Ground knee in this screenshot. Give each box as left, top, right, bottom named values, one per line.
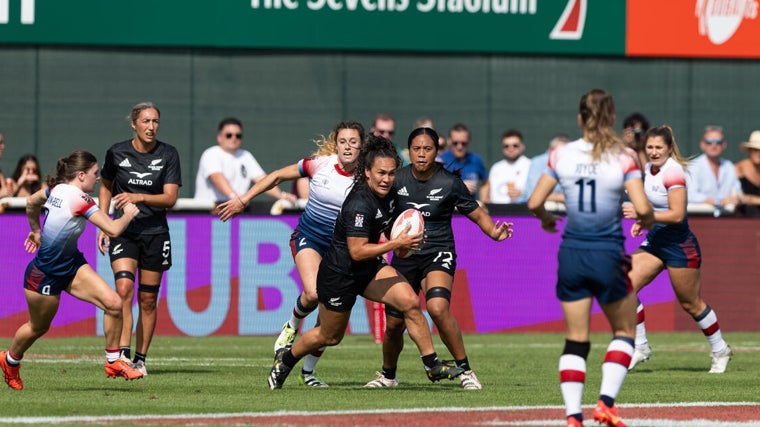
left=384, top=315, right=406, bottom=338
left=393, top=293, right=421, bottom=315
left=323, top=331, right=345, bottom=347
left=681, top=300, right=704, bottom=317
left=103, top=294, right=123, bottom=317
left=424, top=287, right=451, bottom=320
left=138, top=285, right=159, bottom=310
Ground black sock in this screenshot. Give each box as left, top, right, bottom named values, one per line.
left=134, top=352, right=146, bottom=364
left=381, top=367, right=397, bottom=380
left=282, top=349, right=299, bottom=368
left=456, top=357, right=471, bottom=371
left=421, top=353, right=439, bottom=370
left=120, top=347, right=131, bottom=359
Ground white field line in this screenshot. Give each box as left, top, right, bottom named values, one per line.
left=1, top=402, right=758, bottom=425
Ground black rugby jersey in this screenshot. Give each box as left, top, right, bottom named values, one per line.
left=393, top=164, right=478, bottom=254
left=101, top=139, right=182, bottom=235
left=323, top=183, right=399, bottom=276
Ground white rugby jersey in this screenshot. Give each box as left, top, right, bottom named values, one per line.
left=34, top=184, right=98, bottom=276
left=547, top=139, right=641, bottom=245
left=296, top=154, right=354, bottom=241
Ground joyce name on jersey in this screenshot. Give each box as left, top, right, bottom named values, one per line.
left=34, top=184, right=99, bottom=276
left=393, top=165, right=479, bottom=253
left=323, top=184, right=398, bottom=275
left=547, top=139, right=640, bottom=244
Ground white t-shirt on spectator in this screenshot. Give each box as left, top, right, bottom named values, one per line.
left=194, top=145, right=266, bottom=202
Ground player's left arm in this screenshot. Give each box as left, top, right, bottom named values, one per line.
left=466, top=207, right=513, bottom=241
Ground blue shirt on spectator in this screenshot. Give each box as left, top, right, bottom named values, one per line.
left=439, top=150, right=487, bottom=197
left=686, top=154, right=741, bottom=204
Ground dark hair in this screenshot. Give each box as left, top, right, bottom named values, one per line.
left=12, top=154, right=43, bottom=194
left=501, top=129, right=523, bottom=141
left=352, top=134, right=400, bottom=192
left=127, top=102, right=160, bottom=123
left=218, top=117, right=243, bottom=132
left=407, top=127, right=440, bottom=150
left=623, top=112, right=650, bottom=131
left=46, top=150, right=98, bottom=189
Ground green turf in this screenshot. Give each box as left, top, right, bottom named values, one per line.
left=0, top=332, right=757, bottom=424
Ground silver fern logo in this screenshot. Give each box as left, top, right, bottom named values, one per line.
left=695, top=0, right=758, bottom=45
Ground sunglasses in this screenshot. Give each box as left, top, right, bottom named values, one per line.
left=376, top=130, right=395, bottom=137
left=502, top=144, right=521, bottom=149
left=451, top=141, right=469, bottom=147
left=225, top=133, right=243, bottom=139
left=704, top=138, right=723, bottom=145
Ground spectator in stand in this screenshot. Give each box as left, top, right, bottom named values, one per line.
left=686, top=125, right=741, bottom=216
left=481, top=129, right=531, bottom=204
left=622, top=112, right=651, bottom=169
left=521, top=133, right=569, bottom=203
left=0, top=132, right=12, bottom=212
left=9, top=154, right=46, bottom=198
left=371, top=113, right=409, bottom=166
left=735, top=130, right=760, bottom=217
left=194, top=117, right=296, bottom=209
left=439, top=123, right=488, bottom=200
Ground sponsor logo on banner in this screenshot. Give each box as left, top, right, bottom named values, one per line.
left=695, top=0, right=758, bottom=45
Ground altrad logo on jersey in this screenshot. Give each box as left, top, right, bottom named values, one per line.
left=128, top=171, right=153, bottom=186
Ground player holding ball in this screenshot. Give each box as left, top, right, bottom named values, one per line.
left=365, top=126, right=513, bottom=390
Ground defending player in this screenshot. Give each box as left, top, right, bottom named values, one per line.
left=1, top=150, right=143, bottom=390
left=623, top=125, right=732, bottom=373
left=528, top=89, right=654, bottom=427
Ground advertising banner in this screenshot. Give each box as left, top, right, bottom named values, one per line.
left=0, top=0, right=625, bottom=55
left=627, top=0, right=760, bottom=58
left=0, top=213, right=674, bottom=337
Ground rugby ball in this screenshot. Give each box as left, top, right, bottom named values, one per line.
left=390, top=208, right=425, bottom=259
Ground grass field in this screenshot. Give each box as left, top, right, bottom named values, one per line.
left=1, top=332, right=758, bottom=426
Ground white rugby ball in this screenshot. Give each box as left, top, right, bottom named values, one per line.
left=390, top=208, right=425, bottom=258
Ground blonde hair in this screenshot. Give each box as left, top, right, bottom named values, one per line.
left=579, top=89, right=627, bottom=161
left=312, top=120, right=365, bottom=157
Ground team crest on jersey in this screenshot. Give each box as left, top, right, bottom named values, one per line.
left=148, top=158, right=164, bottom=171
left=426, top=187, right=444, bottom=202
left=80, top=193, right=94, bottom=204
left=119, top=158, right=132, bottom=168
left=375, top=209, right=383, bottom=219
left=397, top=186, right=409, bottom=196
left=354, top=213, right=365, bottom=228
